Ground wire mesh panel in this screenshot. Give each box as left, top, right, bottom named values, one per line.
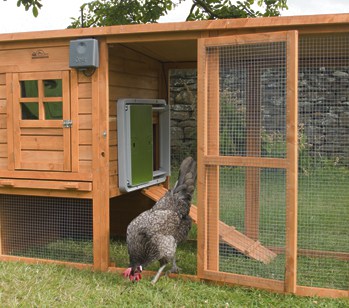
left=218, top=167, right=286, bottom=280
left=0, top=195, right=93, bottom=264
left=297, top=35, right=349, bottom=290
left=198, top=31, right=298, bottom=292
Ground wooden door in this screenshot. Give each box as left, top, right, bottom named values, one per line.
left=12, top=71, right=72, bottom=172
left=197, top=31, right=299, bottom=293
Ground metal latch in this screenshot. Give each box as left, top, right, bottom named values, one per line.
left=63, top=120, right=73, bottom=128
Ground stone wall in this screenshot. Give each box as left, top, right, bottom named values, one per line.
left=169, top=69, right=197, bottom=166
left=169, top=68, right=349, bottom=167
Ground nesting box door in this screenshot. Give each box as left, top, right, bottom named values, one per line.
left=11, top=71, right=72, bottom=171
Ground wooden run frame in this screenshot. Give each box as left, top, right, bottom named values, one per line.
left=197, top=30, right=317, bottom=296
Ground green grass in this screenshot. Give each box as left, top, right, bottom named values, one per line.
left=2, top=165, right=348, bottom=299
left=0, top=262, right=347, bottom=307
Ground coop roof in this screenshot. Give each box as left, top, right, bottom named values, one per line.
left=1, top=13, right=349, bottom=63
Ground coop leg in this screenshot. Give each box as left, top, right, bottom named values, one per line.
left=151, top=264, right=167, bottom=284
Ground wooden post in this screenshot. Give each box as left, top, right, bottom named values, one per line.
left=92, top=38, right=110, bottom=271
left=197, top=38, right=207, bottom=277
left=245, top=66, right=261, bottom=241
left=285, top=30, right=298, bottom=294
left=206, top=48, right=220, bottom=272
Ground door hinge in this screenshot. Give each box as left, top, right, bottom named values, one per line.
left=63, top=119, right=73, bottom=128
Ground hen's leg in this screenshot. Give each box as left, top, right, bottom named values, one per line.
left=151, top=264, right=167, bottom=284
left=169, top=256, right=181, bottom=273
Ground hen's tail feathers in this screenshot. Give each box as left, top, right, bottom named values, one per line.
left=173, top=156, right=197, bottom=204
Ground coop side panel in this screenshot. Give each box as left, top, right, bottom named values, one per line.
left=108, top=44, right=164, bottom=197
left=0, top=73, right=7, bottom=171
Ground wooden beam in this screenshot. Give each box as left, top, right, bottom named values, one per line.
left=92, top=38, right=110, bottom=271
left=285, top=30, right=299, bottom=294
left=2, top=14, right=349, bottom=43
left=0, top=255, right=93, bottom=270
left=205, top=47, right=220, bottom=272
left=197, top=36, right=208, bottom=278
left=245, top=66, right=261, bottom=241
left=203, top=155, right=288, bottom=169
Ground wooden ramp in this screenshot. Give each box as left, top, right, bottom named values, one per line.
left=142, top=185, right=277, bottom=264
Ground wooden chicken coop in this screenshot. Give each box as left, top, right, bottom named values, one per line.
left=0, top=14, right=348, bottom=298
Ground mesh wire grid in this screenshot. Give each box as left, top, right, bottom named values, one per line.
left=205, top=41, right=288, bottom=280
left=0, top=194, right=93, bottom=264
left=297, top=34, right=349, bottom=290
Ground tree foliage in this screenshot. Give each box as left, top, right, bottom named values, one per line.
left=69, top=0, right=288, bottom=28
left=17, top=0, right=42, bottom=17
left=15, top=0, right=288, bottom=25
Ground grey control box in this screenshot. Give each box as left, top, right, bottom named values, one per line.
left=69, top=38, right=99, bottom=69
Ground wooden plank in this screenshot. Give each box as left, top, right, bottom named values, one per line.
left=0, top=85, right=5, bottom=98
left=0, top=170, right=92, bottom=181
left=109, top=70, right=159, bottom=91
left=79, top=114, right=93, bottom=130
left=245, top=66, right=261, bottom=241
left=0, top=74, right=5, bottom=85
left=79, top=129, right=92, bottom=145
left=197, top=36, right=208, bottom=277
left=0, top=100, right=6, bottom=113
left=78, top=83, right=92, bottom=99
left=0, top=178, right=92, bottom=191
left=0, top=255, right=93, bottom=269
left=296, top=286, right=348, bottom=299
left=70, top=69, right=79, bottom=172
left=203, top=269, right=284, bottom=293
left=79, top=98, right=92, bottom=114
left=79, top=145, right=92, bottom=161
left=0, top=129, right=6, bottom=143
left=269, top=246, right=349, bottom=261
left=92, top=38, right=110, bottom=271
left=109, top=85, right=159, bottom=100
left=1, top=14, right=349, bottom=43
left=203, top=155, right=288, bottom=168
left=285, top=30, right=299, bottom=294
left=12, top=73, right=21, bottom=170
left=4, top=75, right=12, bottom=171
left=20, top=135, right=63, bottom=150
left=62, top=70, right=71, bottom=171
left=21, top=128, right=63, bottom=136
left=142, top=185, right=276, bottom=264
left=0, top=144, right=6, bottom=158
left=206, top=47, right=220, bottom=272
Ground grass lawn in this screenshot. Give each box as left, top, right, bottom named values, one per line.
left=0, top=165, right=347, bottom=304
left=0, top=261, right=348, bottom=307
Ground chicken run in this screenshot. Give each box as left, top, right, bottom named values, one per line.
left=0, top=14, right=348, bottom=298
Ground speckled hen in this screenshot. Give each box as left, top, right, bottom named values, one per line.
left=123, top=157, right=197, bottom=284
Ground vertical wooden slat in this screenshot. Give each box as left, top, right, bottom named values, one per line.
left=197, top=38, right=207, bottom=277
left=206, top=48, right=220, bottom=272
left=70, top=69, right=79, bottom=172
left=12, top=73, right=21, bottom=170
left=92, top=38, right=110, bottom=271
left=62, top=71, right=71, bottom=171
left=245, top=66, right=261, bottom=240
left=6, top=73, right=14, bottom=170
left=285, top=30, right=299, bottom=294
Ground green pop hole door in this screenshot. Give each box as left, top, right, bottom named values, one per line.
left=130, top=105, right=153, bottom=185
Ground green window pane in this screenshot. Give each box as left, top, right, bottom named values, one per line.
left=21, top=102, right=39, bottom=120
left=20, top=80, right=38, bottom=98
left=44, top=79, right=62, bottom=97
left=44, top=102, right=63, bottom=120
